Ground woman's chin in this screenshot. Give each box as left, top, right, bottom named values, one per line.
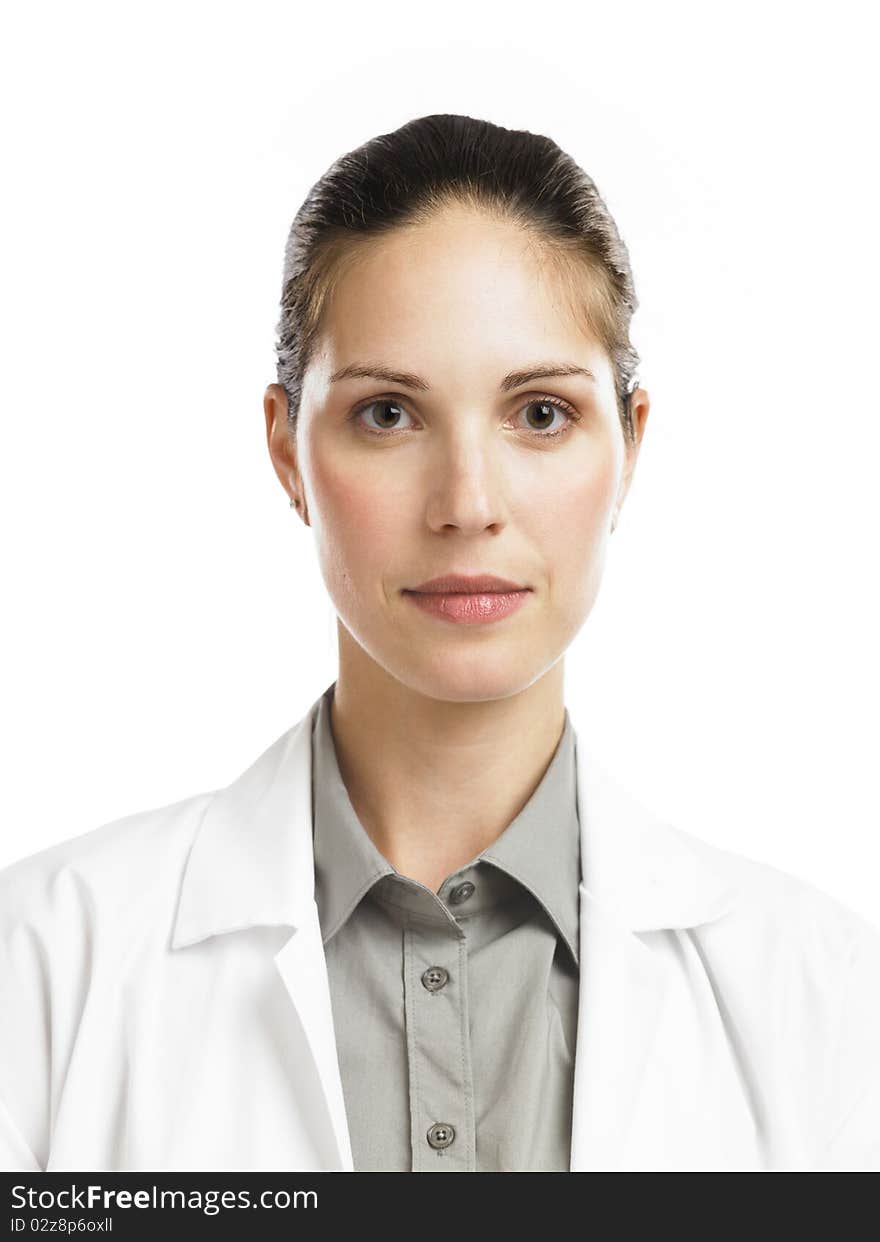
left=391, top=649, right=555, bottom=705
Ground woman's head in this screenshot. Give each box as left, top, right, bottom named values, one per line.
left=264, top=114, right=650, bottom=703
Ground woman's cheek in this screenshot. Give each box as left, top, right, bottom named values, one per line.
left=532, top=455, right=612, bottom=547
left=544, top=467, right=615, bottom=617
left=312, top=470, right=398, bottom=604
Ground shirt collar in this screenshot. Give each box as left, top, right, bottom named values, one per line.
left=311, top=682, right=395, bottom=943
left=311, top=682, right=581, bottom=967
left=170, top=687, right=741, bottom=953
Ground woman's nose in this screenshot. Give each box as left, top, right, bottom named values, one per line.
left=422, top=438, right=508, bottom=534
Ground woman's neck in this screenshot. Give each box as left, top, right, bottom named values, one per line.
left=328, top=645, right=567, bottom=892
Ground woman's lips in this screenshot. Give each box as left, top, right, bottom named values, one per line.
left=402, top=589, right=531, bottom=625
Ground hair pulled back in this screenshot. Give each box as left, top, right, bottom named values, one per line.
left=274, top=114, right=641, bottom=445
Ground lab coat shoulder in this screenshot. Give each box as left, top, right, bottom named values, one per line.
left=680, top=820, right=878, bottom=940
left=672, top=826, right=880, bottom=1169
left=0, top=790, right=215, bottom=1171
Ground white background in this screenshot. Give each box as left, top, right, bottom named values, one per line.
left=1, top=1, right=877, bottom=925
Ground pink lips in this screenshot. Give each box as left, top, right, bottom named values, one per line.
left=402, top=574, right=532, bottom=626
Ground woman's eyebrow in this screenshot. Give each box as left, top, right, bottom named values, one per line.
left=499, top=362, right=597, bottom=391
left=329, top=361, right=596, bottom=391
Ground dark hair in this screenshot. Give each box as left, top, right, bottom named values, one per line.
left=274, top=114, right=641, bottom=445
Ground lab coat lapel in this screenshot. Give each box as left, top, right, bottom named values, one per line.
left=268, top=716, right=355, bottom=1172
left=566, top=701, right=741, bottom=1171
left=569, top=885, right=668, bottom=1171
left=170, top=707, right=355, bottom=1172
left=273, top=903, right=355, bottom=1172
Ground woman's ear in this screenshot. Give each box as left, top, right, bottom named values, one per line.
left=263, top=383, right=310, bottom=524
left=612, top=387, right=650, bottom=531
left=629, top=385, right=650, bottom=451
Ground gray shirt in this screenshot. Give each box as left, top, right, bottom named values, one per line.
left=311, top=681, right=581, bottom=1172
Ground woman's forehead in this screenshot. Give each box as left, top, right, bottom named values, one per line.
left=317, top=224, right=607, bottom=374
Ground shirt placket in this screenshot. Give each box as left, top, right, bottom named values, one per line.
left=403, top=900, right=476, bottom=1171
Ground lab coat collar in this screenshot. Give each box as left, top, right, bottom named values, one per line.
left=170, top=692, right=740, bottom=951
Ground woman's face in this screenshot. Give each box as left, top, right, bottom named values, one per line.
left=266, top=205, right=649, bottom=703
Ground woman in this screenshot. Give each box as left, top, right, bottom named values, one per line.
left=1, top=114, right=878, bottom=1173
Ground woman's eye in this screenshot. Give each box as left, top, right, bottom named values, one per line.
left=516, top=398, right=577, bottom=436
left=351, top=398, right=416, bottom=435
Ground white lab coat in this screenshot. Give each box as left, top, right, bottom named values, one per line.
left=1, top=696, right=878, bottom=1173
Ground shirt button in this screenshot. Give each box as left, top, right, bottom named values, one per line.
left=426, top=1122, right=456, bottom=1150
left=448, top=880, right=475, bottom=905
left=421, top=966, right=449, bottom=992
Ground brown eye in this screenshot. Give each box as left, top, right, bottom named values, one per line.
left=352, top=398, right=416, bottom=435
left=524, top=400, right=561, bottom=431
left=516, top=396, right=580, bottom=438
